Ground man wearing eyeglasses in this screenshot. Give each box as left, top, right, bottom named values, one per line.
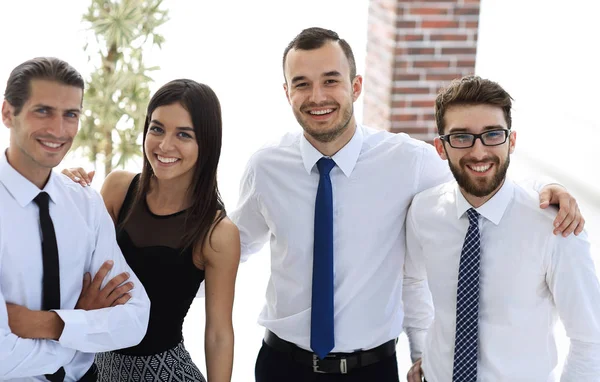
left=405, top=75, right=600, bottom=382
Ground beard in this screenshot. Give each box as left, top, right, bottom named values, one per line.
left=294, top=101, right=354, bottom=143
left=449, top=154, right=510, bottom=198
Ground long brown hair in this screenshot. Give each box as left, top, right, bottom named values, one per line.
left=121, top=79, right=226, bottom=252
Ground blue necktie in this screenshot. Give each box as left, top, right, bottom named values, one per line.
left=310, top=157, right=336, bottom=359
left=452, top=208, right=481, bottom=382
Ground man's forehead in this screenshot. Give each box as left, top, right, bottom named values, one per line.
left=26, top=79, right=83, bottom=107
left=285, top=42, right=349, bottom=78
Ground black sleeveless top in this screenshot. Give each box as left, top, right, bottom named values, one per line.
left=114, top=174, right=205, bottom=356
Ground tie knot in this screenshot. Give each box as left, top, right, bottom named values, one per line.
left=466, top=208, right=479, bottom=224
left=317, top=157, right=336, bottom=176
left=34, top=192, right=50, bottom=208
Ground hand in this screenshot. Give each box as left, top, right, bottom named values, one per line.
left=407, top=358, right=424, bottom=382
left=76, top=260, right=133, bottom=310
left=61, top=167, right=95, bottom=187
left=539, top=184, right=585, bottom=236
left=6, top=303, right=64, bottom=340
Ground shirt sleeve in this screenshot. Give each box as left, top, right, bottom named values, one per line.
left=403, top=201, right=434, bottom=362
left=415, top=143, right=453, bottom=194
left=0, top=288, right=78, bottom=378
left=229, top=158, right=270, bottom=262
left=53, top=190, right=150, bottom=353
left=545, top=232, right=600, bottom=381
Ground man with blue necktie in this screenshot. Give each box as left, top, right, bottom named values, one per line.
left=231, top=28, right=586, bottom=381
left=405, top=76, right=600, bottom=382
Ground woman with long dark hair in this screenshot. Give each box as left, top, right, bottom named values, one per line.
left=63, top=79, right=240, bottom=382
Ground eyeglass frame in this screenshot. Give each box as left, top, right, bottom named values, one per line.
left=439, top=128, right=511, bottom=149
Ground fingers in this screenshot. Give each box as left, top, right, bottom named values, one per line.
left=539, top=189, right=551, bottom=209
left=407, top=359, right=423, bottom=382
left=111, top=293, right=132, bottom=307
left=81, top=272, right=91, bottom=291
left=61, top=167, right=92, bottom=187
left=101, top=272, right=130, bottom=298
left=574, top=216, right=585, bottom=236
left=106, top=281, right=134, bottom=305
left=91, top=260, right=114, bottom=290
left=88, top=170, right=96, bottom=184
left=552, top=197, right=576, bottom=236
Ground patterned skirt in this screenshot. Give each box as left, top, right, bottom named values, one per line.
left=95, top=341, right=206, bottom=382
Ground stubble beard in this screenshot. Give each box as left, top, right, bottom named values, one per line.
left=295, top=103, right=354, bottom=143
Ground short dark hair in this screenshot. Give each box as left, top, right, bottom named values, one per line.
left=282, top=27, right=357, bottom=81
left=4, top=57, right=84, bottom=115
left=435, top=75, right=513, bottom=135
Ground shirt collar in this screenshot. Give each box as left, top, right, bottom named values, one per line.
left=299, top=124, right=363, bottom=177
left=455, top=178, right=515, bottom=225
left=0, top=149, right=63, bottom=207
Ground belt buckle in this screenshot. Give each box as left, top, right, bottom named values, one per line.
left=312, top=354, right=326, bottom=373
left=312, top=354, right=348, bottom=374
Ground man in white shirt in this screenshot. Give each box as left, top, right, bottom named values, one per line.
left=231, top=28, right=585, bottom=382
left=405, top=75, right=600, bottom=382
left=0, top=57, right=150, bottom=381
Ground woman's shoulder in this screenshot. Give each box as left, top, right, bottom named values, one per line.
left=196, top=215, right=240, bottom=267
left=101, top=170, right=139, bottom=218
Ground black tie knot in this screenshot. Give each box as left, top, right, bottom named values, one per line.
left=317, top=157, right=336, bottom=176
left=34, top=192, right=50, bottom=209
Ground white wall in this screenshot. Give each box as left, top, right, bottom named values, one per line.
left=477, top=0, right=600, bottom=202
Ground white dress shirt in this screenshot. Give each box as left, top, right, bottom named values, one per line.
left=0, top=151, right=151, bottom=381
left=230, top=124, right=451, bottom=356
left=406, top=178, right=600, bottom=381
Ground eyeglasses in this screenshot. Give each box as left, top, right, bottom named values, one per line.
left=439, top=129, right=510, bottom=149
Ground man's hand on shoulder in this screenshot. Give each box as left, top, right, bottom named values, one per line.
left=539, top=184, right=585, bottom=236
left=75, top=260, right=133, bottom=310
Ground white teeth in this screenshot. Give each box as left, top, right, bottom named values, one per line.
left=40, top=141, right=62, bottom=148
left=309, top=109, right=333, bottom=115
left=157, top=155, right=179, bottom=164
left=470, top=164, right=491, bottom=173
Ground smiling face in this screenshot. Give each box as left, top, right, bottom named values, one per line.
left=283, top=41, right=362, bottom=144
left=2, top=79, right=82, bottom=185
left=144, top=102, right=199, bottom=183
left=434, top=104, right=516, bottom=204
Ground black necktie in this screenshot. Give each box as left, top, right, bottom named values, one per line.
left=33, top=192, right=66, bottom=382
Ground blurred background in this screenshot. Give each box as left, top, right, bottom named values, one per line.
left=0, top=0, right=598, bottom=380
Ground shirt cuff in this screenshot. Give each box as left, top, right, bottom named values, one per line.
left=406, top=328, right=428, bottom=363
left=54, top=309, right=87, bottom=349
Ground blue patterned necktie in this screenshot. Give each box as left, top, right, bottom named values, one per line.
left=452, top=208, right=481, bottom=382
left=310, top=157, right=336, bottom=359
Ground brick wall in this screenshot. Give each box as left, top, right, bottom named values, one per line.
left=363, top=0, right=481, bottom=142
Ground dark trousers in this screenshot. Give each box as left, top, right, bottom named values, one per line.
left=255, top=341, right=400, bottom=382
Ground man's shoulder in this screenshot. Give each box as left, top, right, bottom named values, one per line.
left=511, top=181, right=559, bottom=226
left=246, top=131, right=302, bottom=167
left=53, top=171, right=103, bottom=207
left=361, top=125, right=430, bottom=152
left=412, top=180, right=456, bottom=206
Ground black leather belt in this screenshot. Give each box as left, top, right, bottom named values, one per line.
left=264, top=330, right=397, bottom=374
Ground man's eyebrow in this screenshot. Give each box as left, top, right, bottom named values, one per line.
left=31, top=104, right=81, bottom=113
left=448, top=125, right=506, bottom=133
left=291, top=75, right=307, bottom=84
left=323, top=71, right=342, bottom=77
